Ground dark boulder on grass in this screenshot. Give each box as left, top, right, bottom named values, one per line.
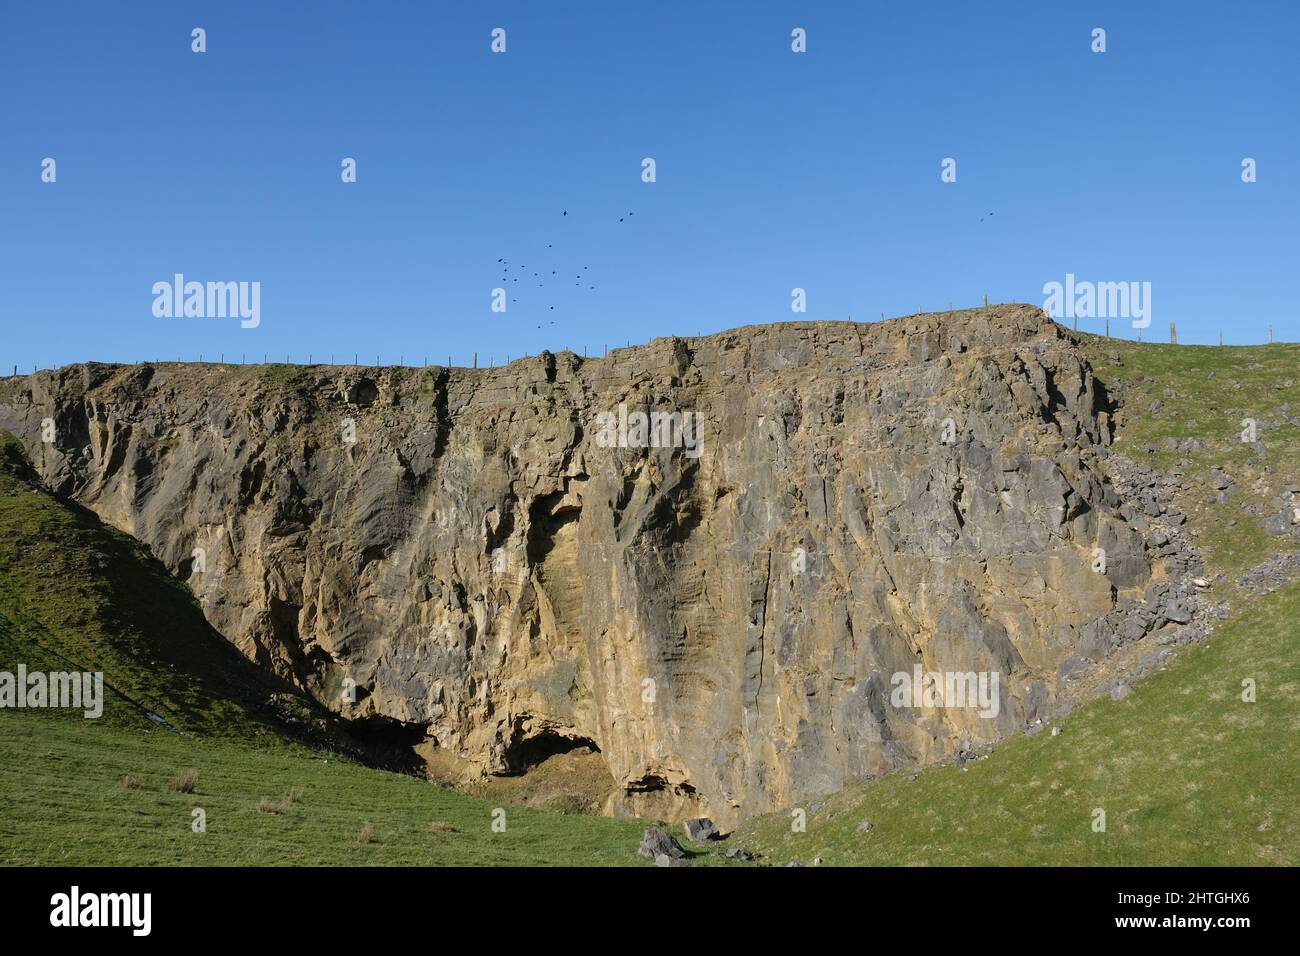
left=639, top=828, right=686, bottom=859
left=683, top=817, right=719, bottom=842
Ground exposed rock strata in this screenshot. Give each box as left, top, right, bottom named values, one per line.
left=0, top=306, right=1169, bottom=826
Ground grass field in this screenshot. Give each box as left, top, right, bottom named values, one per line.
left=0, top=714, right=670, bottom=866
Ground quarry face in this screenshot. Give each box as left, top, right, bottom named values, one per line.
left=0, top=306, right=1162, bottom=828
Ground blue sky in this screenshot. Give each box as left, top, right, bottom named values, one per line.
left=2, top=1, right=1296, bottom=370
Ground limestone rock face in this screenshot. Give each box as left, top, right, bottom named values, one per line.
left=0, top=307, right=1157, bottom=827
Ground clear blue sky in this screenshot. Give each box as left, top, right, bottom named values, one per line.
left=2, top=1, right=1296, bottom=370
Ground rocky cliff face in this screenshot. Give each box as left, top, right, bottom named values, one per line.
left=0, top=306, right=1166, bottom=826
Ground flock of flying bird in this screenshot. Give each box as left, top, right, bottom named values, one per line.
left=497, top=209, right=635, bottom=327
left=496, top=208, right=991, bottom=329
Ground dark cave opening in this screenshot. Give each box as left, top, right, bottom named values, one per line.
left=501, top=731, right=600, bottom=775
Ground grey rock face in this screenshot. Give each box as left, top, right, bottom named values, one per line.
left=0, top=306, right=1163, bottom=826
left=1263, top=511, right=1292, bottom=536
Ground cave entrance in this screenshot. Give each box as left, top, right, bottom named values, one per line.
left=501, top=731, right=600, bottom=776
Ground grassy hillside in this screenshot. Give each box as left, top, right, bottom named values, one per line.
left=0, top=431, right=280, bottom=739
left=731, top=576, right=1298, bottom=865
left=1077, top=337, right=1300, bottom=579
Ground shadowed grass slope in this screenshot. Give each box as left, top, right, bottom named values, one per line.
left=0, top=431, right=312, bottom=739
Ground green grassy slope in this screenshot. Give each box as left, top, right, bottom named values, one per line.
left=0, top=716, right=667, bottom=866
left=1078, top=337, right=1300, bottom=579
left=732, top=577, right=1298, bottom=865
left=0, top=431, right=278, bottom=738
